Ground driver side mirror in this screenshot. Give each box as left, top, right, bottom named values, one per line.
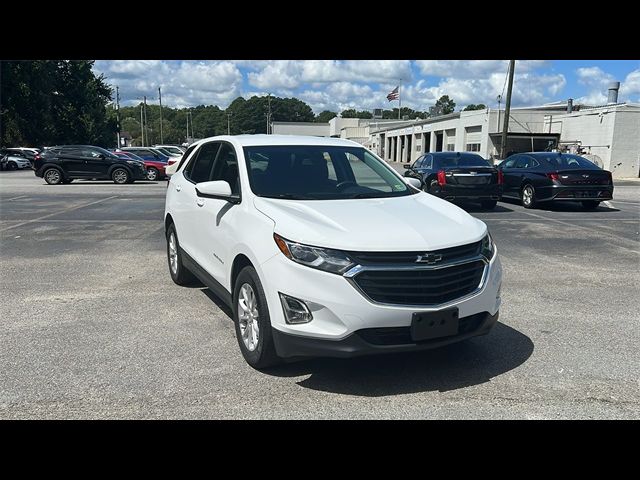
left=195, top=180, right=240, bottom=204
left=98, top=154, right=106, bottom=159
left=403, top=164, right=411, bottom=169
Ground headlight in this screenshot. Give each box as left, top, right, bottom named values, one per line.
left=273, top=233, right=355, bottom=275
left=481, top=232, right=495, bottom=260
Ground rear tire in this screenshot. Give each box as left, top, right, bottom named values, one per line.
left=233, top=266, right=281, bottom=370
left=112, top=167, right=130, bottom=184
left=166, top=223, right=198, bottom=286
left=7, top=161, right=18, bottom=170
left=146, top=167, right=159, bottom=181
left=481, top=199, right=498, bottom=209
left=521, top=184, right=537, bottom=209
left=582, top=200, right=600, bottom=210
left=43, top=168, right=63, bottom=185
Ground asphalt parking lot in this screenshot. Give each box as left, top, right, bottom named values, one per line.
left=1, top=168, right=639, bottom=419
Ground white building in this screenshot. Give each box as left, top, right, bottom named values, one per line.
left=374, top=101, right=640, bottom=178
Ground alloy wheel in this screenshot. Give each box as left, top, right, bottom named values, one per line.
left=237, top=283, right=260, bottom=352
left=168, top=232, right=178, bottom=275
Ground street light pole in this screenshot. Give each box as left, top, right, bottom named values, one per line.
left=140, top=102, right=144, bottom=147
left=143, top=95, right=149, bottom=146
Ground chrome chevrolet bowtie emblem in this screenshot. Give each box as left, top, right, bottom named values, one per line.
left=416, top=253, right=443, bottom=264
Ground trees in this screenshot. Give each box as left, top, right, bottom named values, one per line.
left=316, top=110, right=337, bottom=123
left=340, top=109, right=373, bottom=119
left=1, top=60, right=116, bottom=147
left=463, top=104, right=486, bottom=111
left=434, top=95, right=456, bottom=115
left=382, top=107, right=428, bottom=120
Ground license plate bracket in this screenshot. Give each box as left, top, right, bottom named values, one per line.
left=411, top=308, right=459, bottom=341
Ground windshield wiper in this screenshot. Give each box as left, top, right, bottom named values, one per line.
left=261, top=193, right=314, bottom=200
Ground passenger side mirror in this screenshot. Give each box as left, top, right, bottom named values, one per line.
left=195, top=180, right=240, bottom=204
left=403, top=164, right=411, bottom=169
left=404, top=177, right=422, bottom=189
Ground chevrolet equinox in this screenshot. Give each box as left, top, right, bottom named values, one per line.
left=164, top=135, right=503, bottom=369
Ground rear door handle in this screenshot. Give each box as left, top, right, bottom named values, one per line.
left=196, top=198, right=204, bottom=207
left=175, top=184, right=181, bottom=192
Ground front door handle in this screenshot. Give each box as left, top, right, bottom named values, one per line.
left=175, top=184, right=181, bottom=192
left=196, top=198, right=204, bottom=207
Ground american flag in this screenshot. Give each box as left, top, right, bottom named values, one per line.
left=386, top=86, right=399, bottom=101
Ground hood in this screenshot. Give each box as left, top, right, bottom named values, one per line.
left=253, top=192, right=487, bottom=252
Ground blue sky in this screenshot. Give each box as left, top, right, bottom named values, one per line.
left=93, top=60, right=640, bottom=113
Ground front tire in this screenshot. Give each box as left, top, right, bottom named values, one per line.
left=166, top=223, right=197, bottom=286
left=233, top=266, right=280, bottom=369
left=521, top=184, right=537, bottom=209
left=582, top=200, right=600, bottom=210
left=43, top=168, right=63, bottom=185
left=481, top=199, right=498, bottom=209
left=112, top=167, right=130, bottom=184
left=7, top=161, right=18, bottom=170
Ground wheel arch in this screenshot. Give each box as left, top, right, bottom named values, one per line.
left=230, top=254, right=254, bottom=293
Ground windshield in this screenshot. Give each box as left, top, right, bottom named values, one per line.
left=541, top=154, right=600, bottom=170
left=435, top=154, right=490, bottom=168
left=243, top=145, right=415, bottom=200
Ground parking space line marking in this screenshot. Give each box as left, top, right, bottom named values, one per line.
left=480, top=218, right=640, bottom=221
left=5, top=195, right=28, bottom=201
left=609, top=200, right=640, bottom=206
left=0, top=196, right=119, bottom=232
left=28, top=219, right=163, bottom=223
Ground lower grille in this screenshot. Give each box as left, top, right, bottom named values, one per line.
left=352, top=260, right=485, bottom=306
left=357, top=312, right=488, bottom=346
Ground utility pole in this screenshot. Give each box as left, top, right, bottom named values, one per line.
left=500, top=60, right=515, bottom=159
left=140, top=102, right=144, bottom=147
left=266, top=94, right=272, bottom=134
left=158, top=86, right=163, bottom=144
left=115, top=86, right=121, bottom=149
left=496, top=94, right=502, bottom=134
left=186, top=109, right=190, bottom=143
left=143, top=96, right=149, bottom=146
left=189, top=110, right=194, bottom=140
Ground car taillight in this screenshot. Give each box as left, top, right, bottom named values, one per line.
left=437, top=169, right=446, bottom=186
left=34, top=154, right=41, bottom=161
left=547, top=172, right=559, bottom=181
left=497, top=169, right=504, bottom=185
left=168, top=159, right=176, bottom=165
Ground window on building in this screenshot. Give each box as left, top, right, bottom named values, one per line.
left=446, top=144, right=455, bottom=152
left=466, top=143, right=481, bottom=152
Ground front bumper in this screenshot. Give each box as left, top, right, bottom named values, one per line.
left=272, top=311, right=499, bottom=358
left=259, top=247, right=503, bottom=353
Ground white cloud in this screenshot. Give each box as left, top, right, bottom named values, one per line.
left=415, top=60, right=549, bottom=78
left=94, top=60, right=243, bottom=108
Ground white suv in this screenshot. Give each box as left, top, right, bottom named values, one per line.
left=165, top=135, right=502, bottom=369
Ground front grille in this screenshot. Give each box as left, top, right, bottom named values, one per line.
left=348, top=241, right=481, bottom=265
left=357, top=312, right=488, bottom=345
left=352, top=260, right=485, bottom=306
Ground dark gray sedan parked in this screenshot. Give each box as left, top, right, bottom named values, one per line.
left=497, top=152, right=614, bottom=209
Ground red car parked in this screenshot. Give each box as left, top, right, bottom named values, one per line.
left=112, top=150, right=167, bottom=181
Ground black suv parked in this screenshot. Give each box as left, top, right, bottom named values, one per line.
left=33, top=145, right=148, bottom=184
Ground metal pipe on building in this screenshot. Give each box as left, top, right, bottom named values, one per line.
left=567, top=98, right=573, bottom=113
left=607, top=82, right=620, bottom=104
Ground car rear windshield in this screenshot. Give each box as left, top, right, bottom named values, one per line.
left=243, top=145, right=415, bottom=200
left=539, top=154, right=599, bottom=170
left=435, top=154, right=490, bottom=168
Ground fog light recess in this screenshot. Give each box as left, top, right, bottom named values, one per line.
left=279, top=293, right=313, bottom=324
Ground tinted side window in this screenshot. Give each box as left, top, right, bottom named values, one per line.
left=185, top=143, right=220, bottom=183
left=210, top=143, right=240, bottom=195
left=177, top=145, right=197, bottom=171
left=412, top=156, right=424, bottom=168
left=424, top=155, right=433, bottom=169
left=503, top=156, right=518, bottom=169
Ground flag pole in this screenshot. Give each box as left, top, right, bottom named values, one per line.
left=398, top=80, right=401, bottom=120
